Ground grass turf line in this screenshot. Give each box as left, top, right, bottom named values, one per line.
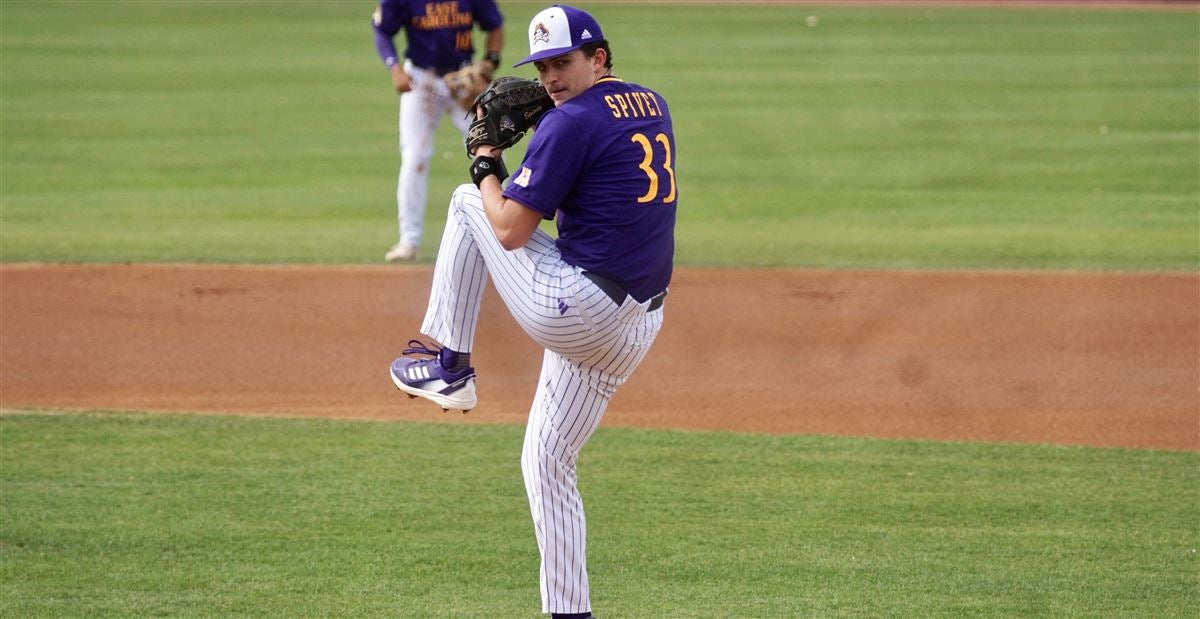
left=2, top=410, right=1196, bottom=617
left=1, top=2, right=1196, bottom=270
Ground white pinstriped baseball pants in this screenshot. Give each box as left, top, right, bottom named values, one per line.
left=397, top=61, right=471, bottom=248
left=420, top=185, right=665, bottom=614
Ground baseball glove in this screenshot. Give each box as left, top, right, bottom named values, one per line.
left=443, top=63, right=492, bottom=110
left=464, top=76, right=554, bottom=156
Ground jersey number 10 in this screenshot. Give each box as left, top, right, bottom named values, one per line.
left=456, top=31, right=473, bottom=51
left=630, top=132, right=676, bottom=205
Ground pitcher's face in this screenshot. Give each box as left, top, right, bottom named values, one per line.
left=534, top=49, right=604, bottom=105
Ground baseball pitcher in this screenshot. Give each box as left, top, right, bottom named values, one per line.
left=389, top=5, right=676, bottom=618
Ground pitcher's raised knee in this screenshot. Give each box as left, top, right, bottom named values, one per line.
left=452, top=183, right=482, bottom=207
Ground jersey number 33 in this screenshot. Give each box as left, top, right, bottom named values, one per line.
left=630, top=132, right=676, bottom=205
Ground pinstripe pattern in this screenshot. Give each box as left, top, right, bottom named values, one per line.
left=421, top=185, right=664, bottom=614
left=396, top=61, right=472, bottom=248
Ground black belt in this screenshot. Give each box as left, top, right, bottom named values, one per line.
left=583, top=271, right=666, bottom=312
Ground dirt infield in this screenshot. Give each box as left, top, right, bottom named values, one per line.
left=1, top=263, right=1196, bottom=450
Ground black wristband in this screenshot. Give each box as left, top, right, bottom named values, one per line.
left=470, top=155, right=508, bottom=187
left=482, top=51, right=500, bottom=67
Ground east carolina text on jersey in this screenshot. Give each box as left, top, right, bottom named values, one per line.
left=412, top=1, right=475, bottom=29
left=372, top=0, right=503, bottom=73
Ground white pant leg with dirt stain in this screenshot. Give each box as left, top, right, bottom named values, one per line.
left=396, top=61, right=472, bottom=248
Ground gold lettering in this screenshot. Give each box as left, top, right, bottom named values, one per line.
left=622, top=94, right=640, bottom=117
left=605, top=95, right=622, bottom=118
left=615, top=93, right=631, bottom=118
left=606, top=91, right=667, bottom=121
left=633, top=92, right=649, bottom=116
left=643, top=92, right=661, bottom=117
left=414, top=2, right=474, bottom=29
left=630, top=92, right=647, bottom=117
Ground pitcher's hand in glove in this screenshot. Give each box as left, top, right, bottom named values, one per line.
left=443, top=62, right=493, bottom=110
left=464, top=77, right=554, bottom=157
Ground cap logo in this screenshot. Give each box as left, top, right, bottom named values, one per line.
left=516, top=6, right=603, bottom=67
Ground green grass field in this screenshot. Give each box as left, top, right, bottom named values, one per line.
left=1, top=2, right=1198, bottom=617
left=1, top=1, right=1196, bottom=269
left=2, top=411, right=1196, bottom=618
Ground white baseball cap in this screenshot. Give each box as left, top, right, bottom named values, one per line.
left=513, top=5, right=604, bottom=67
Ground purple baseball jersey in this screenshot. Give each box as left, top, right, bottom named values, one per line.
left=372, top=0, right=503, bottom=74
left=503, top=77, right=678, bottom=302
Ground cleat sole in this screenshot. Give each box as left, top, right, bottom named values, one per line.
left=390, top=367, right=477, bottom=411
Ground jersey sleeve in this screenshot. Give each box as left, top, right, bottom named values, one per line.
left=502, top=111, right=588, bottom=220
left=474, top=0, right=503, bottom=31
left=371, top=0, right=405, bottom=66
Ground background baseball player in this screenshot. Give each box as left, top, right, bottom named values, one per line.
left=372, top=0, right=504, bottom=262
left=389, top=5, right=677, bottom=617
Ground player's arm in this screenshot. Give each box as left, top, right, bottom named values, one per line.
left=372, top=2, right=412, bottom=92
left=475, top=0, right=505, bottom=75
left=480, top=26, right=504, bottom=74
left=473, top=146, right=542, bottom=250
left=471, top=108, right=580, bottom=250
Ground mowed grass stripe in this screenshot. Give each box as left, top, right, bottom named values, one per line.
left=2, top=411, right=1195, bottom=617
left=1, top=2, right=1196, bottom=269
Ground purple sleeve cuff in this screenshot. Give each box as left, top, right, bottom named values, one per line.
left=373, top=28, right=398, bottom=67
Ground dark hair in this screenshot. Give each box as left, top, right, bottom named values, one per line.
left=580, top=40, right=613, bottom=69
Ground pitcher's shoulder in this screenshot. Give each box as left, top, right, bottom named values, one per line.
left=590, top=82, right=671, bottom=122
